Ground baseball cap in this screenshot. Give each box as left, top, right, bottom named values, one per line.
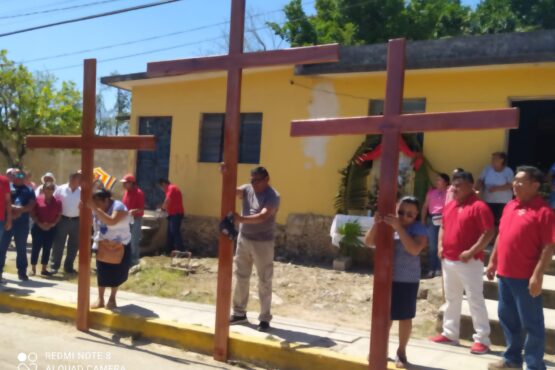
left=120, top=174, right=136, bottom=183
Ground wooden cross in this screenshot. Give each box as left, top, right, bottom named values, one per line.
left=146, top=0, right=339, bottom=361
left=26, top=59, right=156, bottom=331
left=291, top=38, right=519, bottom=370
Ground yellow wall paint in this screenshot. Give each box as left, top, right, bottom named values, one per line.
left=128, top=63, right=555, bottom=223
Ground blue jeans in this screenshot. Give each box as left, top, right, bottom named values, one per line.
left=426, top=218, right=441, bottom=272
left=166, top=214, right=184, bottom=253
left=498, top=276, right=546, bottom=370
left=130, top=217, right=142, bottom=266
left=0, top=217, right=30, bottom=275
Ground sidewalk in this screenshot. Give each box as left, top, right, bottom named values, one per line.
left=0, top=272, right=521, bottom=370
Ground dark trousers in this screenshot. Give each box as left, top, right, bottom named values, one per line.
left=166, top=214, right=184, bottom=253
left=31, top=224, right=57, bottom=266
left=50, top=216, right=79, bottom=271
left=0, top=217, right=30, bottom=275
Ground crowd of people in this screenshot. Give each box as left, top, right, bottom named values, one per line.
left=362, top=154, right=555, bottom=370
left=0, top=156, right=552, bottom=369
left=0, top=169, right=186, bottom=307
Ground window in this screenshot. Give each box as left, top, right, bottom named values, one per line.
left=368, top=98, right=426, bottom=115
left=198, top=113, right=262, bottom=163
left=369, top=98, right=426, bottom=146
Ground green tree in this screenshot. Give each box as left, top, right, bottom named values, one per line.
left=470, top=0, right=521, bottom=33
left=0, top=50, right=81, bottom=166
left=270, top=0, right=473, bottom=46
left=271, top=0, right=554, bottom=46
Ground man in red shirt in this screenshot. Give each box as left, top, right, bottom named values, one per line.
left=486, top=166, right=555, bottom=370
left=430, top=171, right=495, bottom=354
left=158, top=178, right=185, bottom=254
left=121, top=174, right=145, bottom=267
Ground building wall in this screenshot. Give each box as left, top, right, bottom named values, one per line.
left=128, top=63, right=555, bottom=223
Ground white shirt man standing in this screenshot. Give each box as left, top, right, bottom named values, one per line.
left=50, top=171, right=81, bottom=274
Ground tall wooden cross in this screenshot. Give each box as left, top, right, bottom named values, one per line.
left=146, top=0, right=339, bottom=361
left=291, top=38, right=519, bottom=370
left=26, top=59, right=156, bottom=331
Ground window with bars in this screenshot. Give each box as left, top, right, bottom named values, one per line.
left=198, top=113, right=262, bottom=163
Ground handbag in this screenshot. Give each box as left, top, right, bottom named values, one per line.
left=96, top=239, right=124, bottom=264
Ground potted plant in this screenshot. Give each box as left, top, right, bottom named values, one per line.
left=333, top=220, right=366, bottom=271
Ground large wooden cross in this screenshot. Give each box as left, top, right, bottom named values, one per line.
left=291, top=38, right=519, bottom=370
left=26, top=59, right=156, bottom=331
left=146, top=0, right=339, bottom=361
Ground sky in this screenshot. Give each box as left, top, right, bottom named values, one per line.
left=0, top=0, right=482, bottom=104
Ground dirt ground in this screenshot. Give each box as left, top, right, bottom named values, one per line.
left=122, top=256, right=444, bottom=337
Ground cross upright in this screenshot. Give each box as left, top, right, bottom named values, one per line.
left=146, top=0, right=339, bottom=361
left=290, top=38, right=519, bottom=370
left=26, top=59, right=156, bottom=332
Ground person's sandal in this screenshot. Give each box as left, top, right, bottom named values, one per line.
left=395, top=351, right=408, bottom=369
left=106, top=300, right=117, bottom=310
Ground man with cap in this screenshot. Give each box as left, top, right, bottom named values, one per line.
left=35, top=172, right=57, bottom=197
left=0, top=169, right=36, bottom=281
left=121, top=174, right=145, bottom=267
left=51, top=170, right=81, bottom=274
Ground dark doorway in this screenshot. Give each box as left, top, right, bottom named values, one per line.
left=508, top=100, right=555, bottom=173
left=136, top=117, right=172, bottom=210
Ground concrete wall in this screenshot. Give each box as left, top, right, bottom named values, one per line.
left=14, top=149, right=132, bottom=199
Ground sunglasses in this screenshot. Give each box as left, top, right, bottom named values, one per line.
left=397, top=210, right=416, bottom=218
left=250, top=177, right=267, bottom=185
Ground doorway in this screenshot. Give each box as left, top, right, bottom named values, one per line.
left=136, top=116, right=172, bottom=210
left=508, top=100, right=555, bottom=173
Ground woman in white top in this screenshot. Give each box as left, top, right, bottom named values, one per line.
left=86, top=189, right=131, bottom=309
left=476, top=152, right=514, bottom=225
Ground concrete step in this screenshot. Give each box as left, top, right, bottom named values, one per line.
left=484, top=275, right=555, bottom=310
left=438, top=298, right=555, bottom=354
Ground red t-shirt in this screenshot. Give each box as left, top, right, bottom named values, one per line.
left=496, top=196, right=555, bottom=279
left=122, top=187, right=145, bottom=218
left=0, top=176, right=9, bottom=222
left=165, top=184, right=184, bottom=216
left=442, top=194, right=494, bottom=261
left=34, top=194, right=62, bottom=224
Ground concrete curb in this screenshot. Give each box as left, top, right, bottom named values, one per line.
left=0, top=291, right=395, bottom=370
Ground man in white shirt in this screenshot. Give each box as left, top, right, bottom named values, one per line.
left=50, top=171, right=81, bottom=274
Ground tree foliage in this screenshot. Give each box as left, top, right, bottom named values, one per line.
left=0, top=50, right=81, bottom=166
left=270, top=0, right=555, bottom=46
left=95, top=73, right=130, bottom=137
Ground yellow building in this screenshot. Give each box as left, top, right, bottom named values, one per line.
left=103, top=30, right=555, bottom=224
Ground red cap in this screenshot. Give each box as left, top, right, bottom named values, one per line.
left=120, top=174, right=136, bottom=183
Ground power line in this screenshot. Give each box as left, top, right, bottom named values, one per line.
left=20, top=1, right=316, bottom=64
left=22, top=20, right=230, bottom=63
left=0, top=0, right=123, bottom=20
left=0, top=0, right=182, bottom=38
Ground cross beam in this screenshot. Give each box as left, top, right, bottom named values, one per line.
left=290, top=38, right=519, bottom=370
left=144, top=0, right=339, bottom=361
left=26, top=59, right=156, bottom=331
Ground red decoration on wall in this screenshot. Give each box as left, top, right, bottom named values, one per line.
left=355, top=136, right=424, bottom=170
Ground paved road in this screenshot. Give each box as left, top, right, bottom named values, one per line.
left=0, top=312, right=259, bottom=370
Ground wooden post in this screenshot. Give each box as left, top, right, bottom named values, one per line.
left=26, top=59, right=156, bottom=331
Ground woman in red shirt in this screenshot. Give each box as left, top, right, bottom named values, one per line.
left=30, top=182, right=62, bottom=276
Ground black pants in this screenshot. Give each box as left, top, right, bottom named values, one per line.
left=31, top=224, right=57, bottom=265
